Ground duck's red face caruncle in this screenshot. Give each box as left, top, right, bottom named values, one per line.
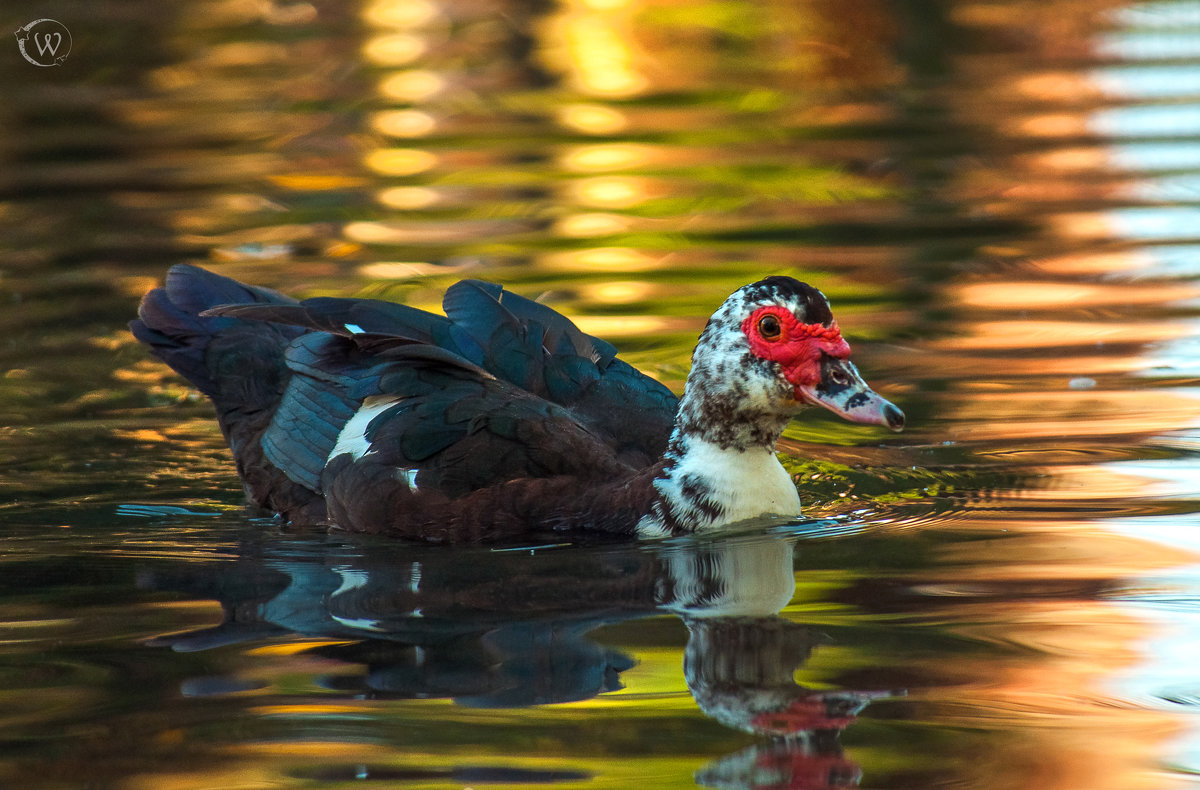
left=742, top=305, right=904, bottom=432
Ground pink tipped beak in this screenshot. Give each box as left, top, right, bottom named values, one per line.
left=797, top=358, right=905, bottom=432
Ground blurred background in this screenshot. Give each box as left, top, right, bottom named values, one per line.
left=4, top=0, right=1200, bottom=788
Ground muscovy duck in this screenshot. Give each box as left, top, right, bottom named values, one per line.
left=131, top=265, right=903, bottom=542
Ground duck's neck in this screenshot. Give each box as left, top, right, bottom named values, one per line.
left=637, top=390, right=801, bottom=537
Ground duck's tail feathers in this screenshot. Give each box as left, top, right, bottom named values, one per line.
left=131, top=264, right=326, bottom=517
left=130, top=264, right=301, bottom=400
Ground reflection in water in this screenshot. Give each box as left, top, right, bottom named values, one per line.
left=948, top=14, right=1200, bottom=775
left=1083, top=7, right=1200, bottom=772
left=143, top=530, right=894, bottom=788
left=4, top=0, right=1200, bottom=788
left=686, top=619, right=890, bottom=789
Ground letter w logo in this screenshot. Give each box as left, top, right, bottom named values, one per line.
left=35, top=32, right=61, bottom=57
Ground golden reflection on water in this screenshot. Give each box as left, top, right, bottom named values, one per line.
left=8, top=0, right=1200, bottom=788
left=900, top=521, right=1195, bottom=790
left=549, top=0, right=648, bottom=97
left=915, top=6, right=1200, bottom=782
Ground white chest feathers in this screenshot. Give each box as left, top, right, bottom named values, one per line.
left=638, top=437, right=802, bottom=537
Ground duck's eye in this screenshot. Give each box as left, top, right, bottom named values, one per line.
left=757, top=314, right=782, bottom=340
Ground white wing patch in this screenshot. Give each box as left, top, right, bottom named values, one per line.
left=328, top=397, right=422, bottom=491
left=328, top=395, right=403, bottom=462
left=399, top=467, right=419, bottom=491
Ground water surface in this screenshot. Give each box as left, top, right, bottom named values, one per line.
left=3, top=0, right=1200, bottom=787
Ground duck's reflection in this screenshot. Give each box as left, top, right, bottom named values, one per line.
left=685, top=615, right=895, bottom=789
left=143, top=527, right=898, bottom=788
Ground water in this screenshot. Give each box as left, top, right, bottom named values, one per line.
left=3, top=0, right=1200, bottom=786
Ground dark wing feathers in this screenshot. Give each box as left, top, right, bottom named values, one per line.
left=131, top=264, right=301, bottom=400
left=132, top=265, right=324, bottom=518
left=260, top=371, right=354, bottom=491
left=373, top=342, right=495, bottom=378
left=443, top=280, right=541, bottom=391
left=442, top=279, right=520, bottom=337
left=164, top=263, right=296, bottom=314
left=202, top=303, right=329, bottom=332
left=353, top=370, right=634, bottom=498
left=256, top=329, right=633, bottom=501
left=136, top=265, right=678, bottom=529
left=446, top=279, right=619, bottom=364
left=203, top=278, right=677, bottom=464
left=440, top=280, right=675, bottom=463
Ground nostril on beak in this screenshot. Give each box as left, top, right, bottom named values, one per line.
left=884, top=403, right=905, bottom=432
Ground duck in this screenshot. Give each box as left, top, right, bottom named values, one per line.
left=131, top=265, right=904, bottom=542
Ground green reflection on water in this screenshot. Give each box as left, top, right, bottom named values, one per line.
left=3, top=0, right=1200, bottom=788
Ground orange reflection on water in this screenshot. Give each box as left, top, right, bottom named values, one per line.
left=556, top=103, right=629, bottom=135
left=1035, top=460, right=1200, bottom=504
left=553, top=212, right=634, bottom=238
left=376, top=186, right=443, bottom=210
left=943, top=389, right=1200, bottom=442
left=572, top=314, right=676, bottom=337
left=578, top=280, right=658, bottom=305
left=345, top=217, right=534, bottom=245
left=378, top=70, right=447, bottom=102
left=1014, top=111, right=1091, bottom=138
left=1049, top=211, right=1131, bottom=240
left=363, top=148, right=438, bottom=177
left=569, top=175, right=656, bottom=208
left=362, top=32, right=428, bottom=66
left=371, top=109, right=438, bottom=138
left=950, top=280, right=1199, bottom=311
left=539, top=247, right=663, bottom=272
left=559, top=143, right=656, bottom=173
left=1020, top=146, right=1111, bottom=174
left=1012, top=70, right=1108, bottom=104
left=929, top=515, right=1198, bottom=576
left=922, top=629, right=1182, bottom=790
left=362, top=0, right=440, bottom=30
left=356, top=261, right=453, bottom=279
left=1033, top=250, right=1157, bottom=276
left=903, top=500, right=1196, bottom=789
left=919, top=352, right=1161, bottom=380
left=936, top=319, right=1189, bottom=352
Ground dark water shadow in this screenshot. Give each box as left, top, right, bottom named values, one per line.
left=139, top=523, right=902, bottom=788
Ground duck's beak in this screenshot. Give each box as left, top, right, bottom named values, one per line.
left=796, top=357, right=905, bottom=432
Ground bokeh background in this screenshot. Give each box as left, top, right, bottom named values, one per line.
left=4, top=1, right=1200, bottom=788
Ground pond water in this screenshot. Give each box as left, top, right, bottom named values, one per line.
left=3, top=0, right=1200, bottom=787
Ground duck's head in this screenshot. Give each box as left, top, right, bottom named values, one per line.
left=683, top=276, right=904, bottom=446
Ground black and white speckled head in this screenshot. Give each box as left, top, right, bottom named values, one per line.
left=638, top=274, right=902, bottom=535
left=674, top=276, right=902, bottom=451
left=637, top=276, right=904, bottom=537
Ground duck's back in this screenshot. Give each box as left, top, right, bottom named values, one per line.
left=131, top=265, right=678, bottom=540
